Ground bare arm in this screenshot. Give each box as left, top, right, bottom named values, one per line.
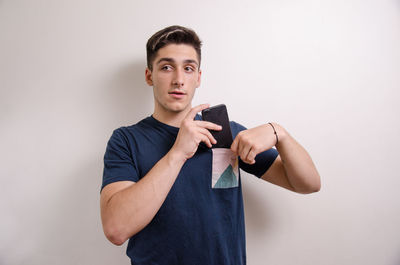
left=100, top=104, right=221, bottom=245
left=231, top=123, right=320, bottom=194
left=100, top=151, right=185, bottom=246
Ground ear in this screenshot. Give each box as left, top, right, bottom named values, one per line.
left=196, top=69, right=202, bottom=87
left=145, top=68, right=153, bottom=86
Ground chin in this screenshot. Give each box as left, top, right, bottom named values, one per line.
left=169, top=106, right=187, bottom=113
left=165, top=102, right=190, bottom=113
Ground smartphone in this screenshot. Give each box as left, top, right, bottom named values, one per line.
left=201, top=104, right=233, bottom=148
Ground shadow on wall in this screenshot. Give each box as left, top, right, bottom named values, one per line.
left=102, top=60, right=153, bottom=127
left=35, top=161, right=129, bottom=265
left=241, top=173, right=279, bottom=239
left=32, top=61, right=152, bottom=265
left=94, top=61, right=153, bottom=262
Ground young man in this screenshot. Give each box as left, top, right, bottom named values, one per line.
left=100, top=25, right=320, bottom=265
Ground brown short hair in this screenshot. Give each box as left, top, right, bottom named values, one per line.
left=146, top=25, right=202, bottom=71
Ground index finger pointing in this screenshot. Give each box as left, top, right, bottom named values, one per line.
left=186, top=104, right=210, bottom=120
left=231, top=136, right=239, bottom=154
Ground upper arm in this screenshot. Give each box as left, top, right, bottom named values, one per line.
left=102, top=129, right=139, bottom=190
left=100, top=181, right=136, bottom=245
left=100, top=181, right=135, bottom=217
left=261, top=155, right=296, bottom=192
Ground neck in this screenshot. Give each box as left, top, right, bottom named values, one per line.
left=152, top=106, right=192, bottom=128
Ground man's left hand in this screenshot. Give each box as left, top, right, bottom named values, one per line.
left=230, top=124, right=279, bottom=164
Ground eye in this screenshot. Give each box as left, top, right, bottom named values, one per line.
left=184, top=66, right=196, bottom=72
left=161, top=65, right=173, bottom=71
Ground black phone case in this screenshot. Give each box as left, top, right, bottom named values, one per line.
left=201, top=104, right=233, bottom=148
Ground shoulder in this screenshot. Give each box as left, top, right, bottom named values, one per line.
left=105, top=117, right=153, bottom=148
left=111, top=116, right=153, bottom=138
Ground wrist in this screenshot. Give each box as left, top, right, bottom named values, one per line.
left=269, top=122, right=289, bottom=146
left=166, top=147, right=187, bottom=166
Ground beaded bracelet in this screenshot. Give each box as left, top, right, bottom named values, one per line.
left=268, top=122, right=279, bottom=146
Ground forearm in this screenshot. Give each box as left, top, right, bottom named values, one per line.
left=273, top=123, right=321, bottom=193
left=102, top=149, right=186, bottom=245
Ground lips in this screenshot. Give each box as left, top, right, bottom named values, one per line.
left=168, top=90, right=186, bottom=95
left=168, top=90, right=186, bottom=99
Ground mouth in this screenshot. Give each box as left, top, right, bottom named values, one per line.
left=168, top=90, right=186, bottom=99
left=168, top=90, right=186, bottom=95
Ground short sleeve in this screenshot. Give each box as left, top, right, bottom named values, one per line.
left=101, top=128, right=139, bottom=191
left=230, top=121, right=279, bottom=178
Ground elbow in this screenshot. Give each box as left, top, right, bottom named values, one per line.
left=295, top=177, right=321, bottom=194
left=315, top=180, right=322, bottom=192
left=312, top=174, right=322, bottom=193
left=303, top=171, right=321, bottom=194
left=103, top=219, right=144, bottom=246
left=108, top=235, right=126, bottom=246
left=308, top=182, right=321, bottom=193
left=103, top=225, right=129, bottom=246
left=295, top=185, right=320, bottom=194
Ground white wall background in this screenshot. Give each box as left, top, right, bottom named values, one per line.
left=1, top=0, right=399, bottom=264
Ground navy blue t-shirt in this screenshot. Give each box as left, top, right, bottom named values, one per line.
left=102, top=115, right=278, bottom=265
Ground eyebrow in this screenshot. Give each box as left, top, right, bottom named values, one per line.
left=156, top=57, right=199, bottom=66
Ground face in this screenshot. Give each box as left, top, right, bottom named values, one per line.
left=145, top=44, right=202, bottom=116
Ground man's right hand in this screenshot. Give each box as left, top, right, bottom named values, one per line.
left=170, top=104, right=222, bottom=161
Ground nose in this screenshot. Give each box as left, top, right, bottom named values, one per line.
left=172, top=68, right=184, bottom=87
